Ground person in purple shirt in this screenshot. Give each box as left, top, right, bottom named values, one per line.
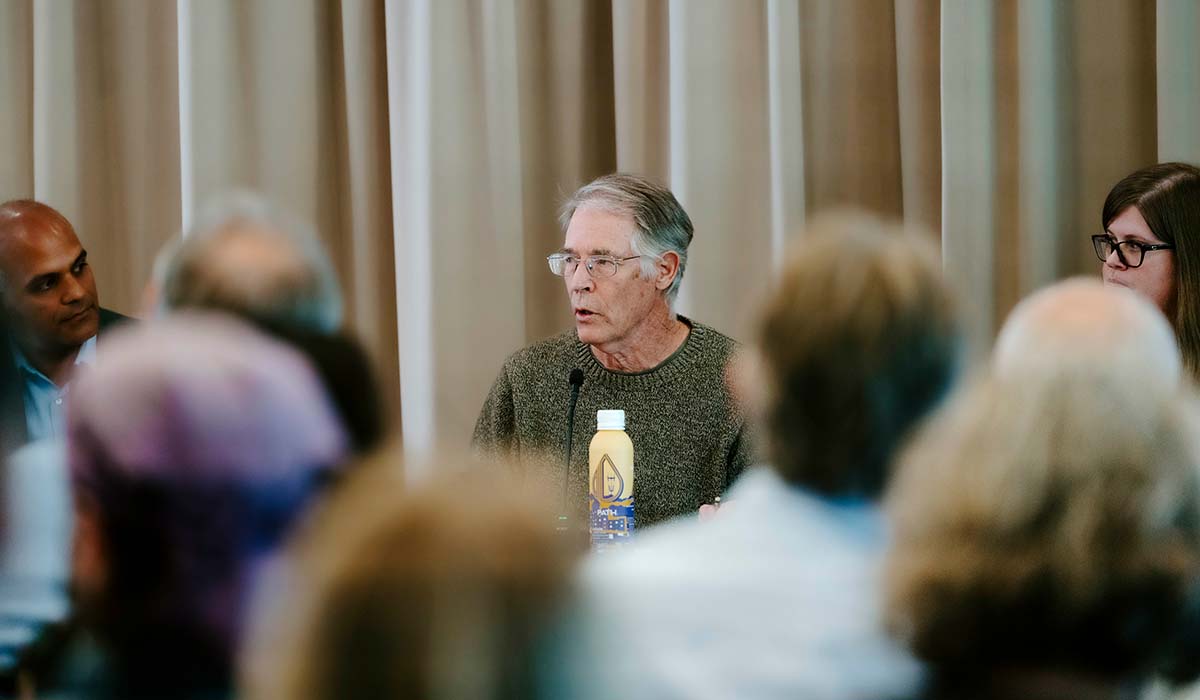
left=50, top=314, right=349, bottom=700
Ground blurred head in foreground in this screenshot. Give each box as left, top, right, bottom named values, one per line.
left=243, top=453, right=578, bottom=700
left=887, top=281, right=1200, bottom=699
left=155, top=191, right=342, bottom=333
left=68, top=315, right=349, bottom=697
left=749, top=211, right=961, bottom=498
left=994, top=277, right=1181, bottom=389
left=560, top=212, right=960, bottom=700
left=153, top=192, right=384, bottom=453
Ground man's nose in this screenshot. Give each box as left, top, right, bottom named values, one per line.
left=61, top=273, right=86, bottom=303
left=568, top=261, right=593, bottom=292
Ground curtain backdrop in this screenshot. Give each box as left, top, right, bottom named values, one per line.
left=1, top=0, right=1196, bottom=465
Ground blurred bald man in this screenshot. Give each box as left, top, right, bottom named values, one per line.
left=994, top=277, right=1181, bottom=390
left=147, top=194, right=391, bottom=453
left=0, top=200, right=130, bottom=454
left=153, top=191, right=342, bottom=333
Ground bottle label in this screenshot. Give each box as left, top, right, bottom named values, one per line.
left=589, top=452, right=634, bottom=551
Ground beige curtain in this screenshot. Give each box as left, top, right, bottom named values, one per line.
left=941, top=0, right=1159, bottom=348
left=184, top=0, right=399, bottom=413
left=0, top=0, right=180, bottom=320
left=0, top=0, right=1194, bottom=460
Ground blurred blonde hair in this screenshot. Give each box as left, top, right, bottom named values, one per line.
left=754, top=211, right=960, bottom=497
left=242, top=446, right=579, bottom=700
left=885, top=371, right=1200, bottom=680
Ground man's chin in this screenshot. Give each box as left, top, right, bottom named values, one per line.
left=61, top=316, right=100, bottom=345
left=575, top=325, right=605, bottom=346
left=61, top=332, right=97, bottom=350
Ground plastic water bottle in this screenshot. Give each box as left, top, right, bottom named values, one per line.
left=588, top=409, right=634, bottom=552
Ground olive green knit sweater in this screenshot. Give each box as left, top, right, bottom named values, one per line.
left=473, top=318, right=754, bottom=529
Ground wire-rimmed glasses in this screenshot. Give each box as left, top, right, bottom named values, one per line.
left=546, top=253, right=641, bottom=277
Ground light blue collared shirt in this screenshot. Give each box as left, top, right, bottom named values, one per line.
left=13, top=336, right=97, bottom=443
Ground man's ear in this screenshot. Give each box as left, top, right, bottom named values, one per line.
left=655, top=251, right=681, bottom=292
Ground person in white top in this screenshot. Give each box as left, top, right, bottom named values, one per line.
left=566, top=211, right=963, bottom=700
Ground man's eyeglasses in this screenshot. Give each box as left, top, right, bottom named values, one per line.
left=547, top=253, right=641, bottom=278
left=1091, top=234, right=1174, bottom=269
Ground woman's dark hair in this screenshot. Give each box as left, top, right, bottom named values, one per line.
left=1103, top=162, right=1200, bottom=377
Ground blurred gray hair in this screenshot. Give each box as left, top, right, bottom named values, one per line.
left=993, top=278, right=1181, bottom=392
left=157, top=192, right=343, bottom=332
left=885, top=368, right=1200, bottom=677
left=558, top=173, right=694, bottom=305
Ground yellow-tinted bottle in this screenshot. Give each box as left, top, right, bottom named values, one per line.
left=588, top=409, right=634, bottom=552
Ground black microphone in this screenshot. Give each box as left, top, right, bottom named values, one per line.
left=557, top=369, right=585, bottom=535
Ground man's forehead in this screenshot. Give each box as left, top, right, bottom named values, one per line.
left=562, top=205, right=635, bottom=253
left=0, top=204, right=78, bottom=239
left=0, top=212, right=80, bottom=248
left=0, top=220, right=84, bottom=279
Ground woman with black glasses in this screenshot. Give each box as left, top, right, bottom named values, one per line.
left=1094, top=162, right=1200, bottom=376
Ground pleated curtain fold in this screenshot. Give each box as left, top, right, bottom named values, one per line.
left=0, top=0, right=1194, bottom=460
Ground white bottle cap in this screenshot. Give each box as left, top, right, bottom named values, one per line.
left=597, top=409, right=625, bottom=431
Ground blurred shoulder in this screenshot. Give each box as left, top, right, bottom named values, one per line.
left=98, top=308, right=136, bottom=331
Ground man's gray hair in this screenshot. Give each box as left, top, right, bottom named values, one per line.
left=157, top=192, right=343, bottom=332
left=558, top=173, right=694, bottom=305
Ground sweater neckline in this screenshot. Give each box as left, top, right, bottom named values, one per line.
left=574, top=316, right=707, bottom=390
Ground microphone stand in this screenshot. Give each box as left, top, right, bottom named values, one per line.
left=557, top=369, right=584, bottom=541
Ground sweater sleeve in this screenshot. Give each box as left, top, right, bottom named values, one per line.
left=472, top=365, right=518, bottom=461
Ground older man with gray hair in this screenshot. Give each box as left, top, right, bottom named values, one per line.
left=474, top=173, right=753, bottom=529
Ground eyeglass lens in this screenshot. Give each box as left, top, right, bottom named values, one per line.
left=1093, top=237, right=1144, bottom=268
left=549, top=255, right=620, bottom=277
